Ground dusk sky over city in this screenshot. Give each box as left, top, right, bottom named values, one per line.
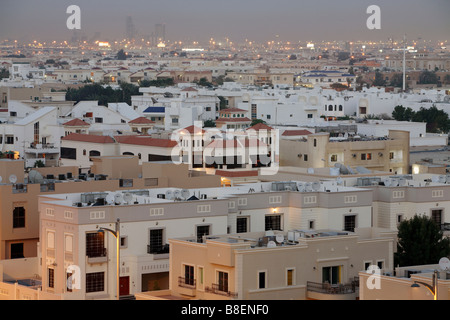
left=0, top=0, right=449, bottom=43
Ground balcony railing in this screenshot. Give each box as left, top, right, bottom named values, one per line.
left=147, top=244, right=170, bottom=255
left=178, top=277, right=196, bottom=289
left=205, top=284, right=237, bottom=298
left=306, top=281, right=357, bottom=295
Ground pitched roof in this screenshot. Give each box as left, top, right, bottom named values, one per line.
left=63, top=118, right=90, bottom=127
left=179, top=125, right=206, bottom=134
left=247, top=122, right=273, bottom=131
left=114, top=135, right=178, bottom=148
left=128, top=117, right=155, bottom=124
left=220, top=108, right=247, bottom=113
left=215, top=117, right=252, bottom=123
left=61, top=133, right=115, bottom=144
left=281, top=129, right=313, bottom=136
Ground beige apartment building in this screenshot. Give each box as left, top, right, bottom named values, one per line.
left=136, top=227, right=395, bottom=300
left=360, top=264, right=450, bottom=300
left=280, top=130, right=410, bottom=175
left=0, top=157, right=220, bottom=260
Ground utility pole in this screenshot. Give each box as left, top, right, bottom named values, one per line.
left=402, top=34, right=406, bottom=92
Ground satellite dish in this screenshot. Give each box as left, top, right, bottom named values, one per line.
left=9, top=174, right=17, bottom=184
left=439, top=257, right=450, bottom=271
left=114, top=193, right=123, bottom=205
left=267, top=241, right=277, bottom=248
left=438, top=175, right=446, bottom=183
left=28, top=170, right=44, bottom=184
left=275, top=234, right=284, bottom=244
left=398, top=178, right=406, bottom=186
left=312, top=182, right=320, bottom=191
left=305, top=182, right=312, bottom=192
left=181, top=189, right=190, bottom=200
left=384, top=179, right=391, bottom=187
left=336, top=177, right=343, bottom=185
left=165, top=190, right=174, bottom=200
left=307, top=168, right=315, bottom=174
left=431, top=175, right=439, bottom=183
left=124, top=193, right=133, bottom=204
left=174, top=189, right=182, bottom=199
left=106, top=194, right=115, bottom=204
left=297, top=183, right=305, bottom=192
left=391, top=179, right=398, bottom=187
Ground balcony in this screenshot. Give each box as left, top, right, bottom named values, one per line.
left=25, top=143, right=59, bottom=155
left=205, top=284, right=237, bottom=298
left=178, top=277, right=196, bottom=297
left=306, top=281, right=358, bottom=300
left=147, top=244, right=170, bottom=260
left=86, top=248, right=107, bottom=264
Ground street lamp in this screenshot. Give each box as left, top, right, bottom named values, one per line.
left=411, top=269, right=438, bottom=300
left=98, top=218, right=120, bottom=300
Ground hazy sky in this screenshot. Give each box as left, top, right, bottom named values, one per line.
left=0, top=0, right=449, bottom=43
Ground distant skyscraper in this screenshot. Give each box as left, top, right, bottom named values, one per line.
left=126, top=16, right=137, bottom=41
left=155, top=23, right=166, bottom=43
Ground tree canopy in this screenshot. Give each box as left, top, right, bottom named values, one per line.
left=391, top=105, right=450, bottom=133
left=395, top=215, right=450, bottom=267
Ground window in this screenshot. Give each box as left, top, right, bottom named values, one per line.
left=377, top=261, right=384, bottom=270
left=265, top=215, right=282, bottom=231
left=397, top=215, right=403, bottom=226
left=89, top=211, right=105, bottom=220
left=432, top=190, right=443, bottom=198
left=10, top=243, right=24, bottom=259
left=48, top=268, right=55, bottom=289
left=184, top=265, right=195, bottom=286
left=313, top=139, right=317, bottom=147
left=303, top=154, right=308, bottom=161
left=197, top=205, right=211, bottom=213
left=198, top=267, right=204, bottom=290
left=64, top=211, right=73, bottom=219
left=86, top=272, right=104, bottom=293
left=228, top=201, right=236, bottom=209
left=61, top=147, right=77, bottom=160
left=236, top=217, right=248, bottom=233
left=309, top=220, right=315, bottom=230
left=393, top=191, right=405, bottom=199
left=344, top=195, right=357, bottom=203
left=431, top=210, right=442, bottom=226
left=344, top=215, right=356, bottom=232
left=13, top=206, right=25, bottom=228
left=149, top=229, right=164, bottom=254
left=196, top=225, right=210, bottom=243
left=65, top=234, right=73, bottom=253
left=46, top=208, right=54, bottom=216
left=258, top=271, right=266, bottom=289
left=330, top=154, right=338, bottom=162
left=323, top=266, right=341, bottom=285
left=304, top=196, right=317, bottom=204
left=287, top=269, right=295, bottom=286
left=237, top=198, right=247, bottom=206
left=6, top=136, right=14, bottom=144
left=307, top=114, right=313, bottom=119
left=94, top=117, right=103, bottom=123
left=389, top=152, right=394, bottom=160
left=269, top=196, right=282, bottom=204
left=217, top=271, right=228, bottom=292
left=33, top=122, right=39, bottom=144
left=361, top=153, right=372, bottom=160
left=149, top=208, right=164, bottom=216
left=86, top=232, right=105, bottom=258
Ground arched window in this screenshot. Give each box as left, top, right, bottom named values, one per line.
left=89, top=150, right=101, bottom=157
left=328, top=105, right=333, bottom=111
left=122, top=152, right=134, bottom=156
left=339, top=105, right=343, bottom=111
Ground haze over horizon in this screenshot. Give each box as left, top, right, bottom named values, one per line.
left=0, top=0, right=449, bottom=44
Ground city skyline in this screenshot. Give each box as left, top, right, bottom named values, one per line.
left=0, top=0, right=449, bottom=44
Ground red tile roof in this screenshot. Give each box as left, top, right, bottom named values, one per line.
left=247, top=122, right=273, bottom=131
left=179, top=125, right=206, bottom=134
left=114, top=135, right=178, bottom=148
left=281, top=129, right=313, bottom=136
left=63, top=118, right=90, bottom=127
left=220, top=108, right=247, bottom=113
left=128, top=117, right=155, bottom=124
left=62, top=133, right=115, bottom=144
left=215, top=117, right=252, bottom=123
